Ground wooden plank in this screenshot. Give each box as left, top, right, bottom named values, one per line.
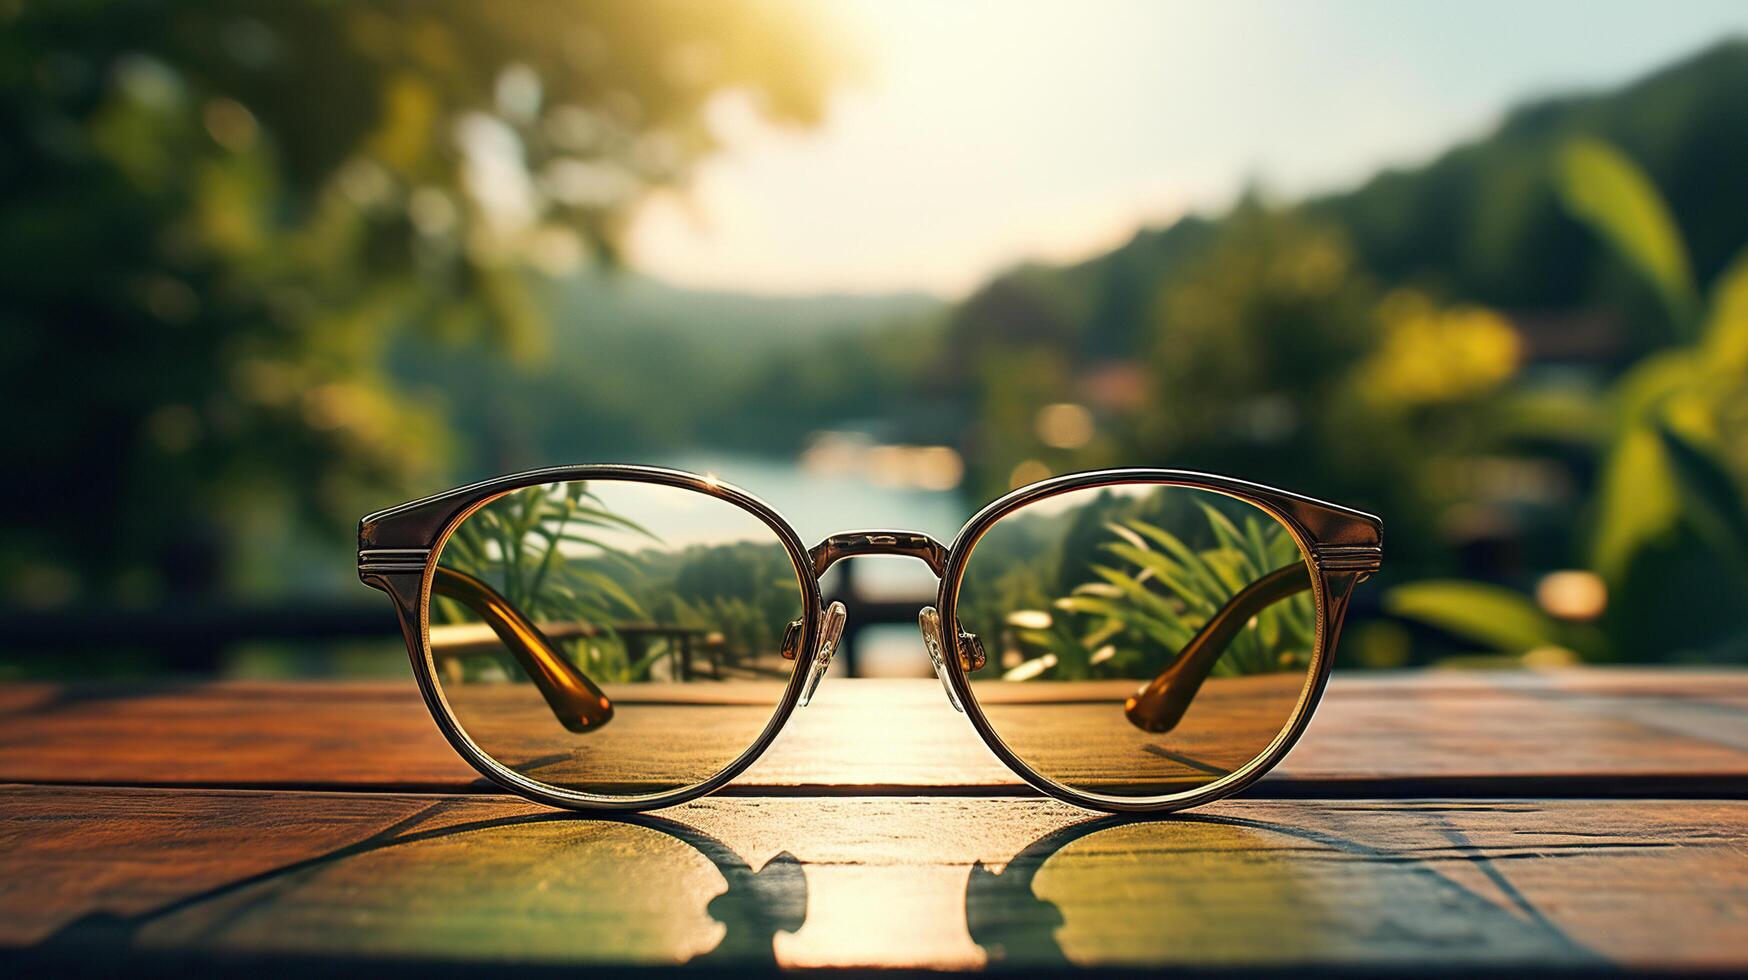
left=2, top=672, right=1745, bottom=793
left=0, top=785, right=1743, bottom=972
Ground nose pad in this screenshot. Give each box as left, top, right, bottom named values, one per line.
left=917, top=606, right=965, bottom=713
left=799, top=600, right=846, bottom=707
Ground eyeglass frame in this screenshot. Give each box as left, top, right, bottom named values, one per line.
left=358, top=464, right=1382, bottom=814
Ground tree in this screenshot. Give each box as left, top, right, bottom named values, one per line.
left=0, top=1, right=846, bottom=605
left=1387, top=139, right=1748, bottom=662
left=1553, top=139, right=1748, bottom=656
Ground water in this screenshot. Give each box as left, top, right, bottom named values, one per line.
left=657, top=450, right=973, bottom=677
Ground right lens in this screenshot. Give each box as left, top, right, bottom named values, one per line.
left=425, top=478, right=807, bottom=800
left=952, top=482, right=1318, bottom=800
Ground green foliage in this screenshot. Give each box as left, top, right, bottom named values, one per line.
left=0, top=1, right=843, bottom=606
left=950, top=191, right=1548, bottom=589
left=441, top=483, right=652, bottom=622
left=1381, top=578, right=1619, bottom=665
left=397, top=274, right=944, bottom=466
left=437, top=483, right=660, bottom=683
left=941, top=48, right=1748, bottom=666
left=1554, top=139, right=1697, bottom=334
left=654, top=541, right=801, bottom=663
left=1323, top=41, right=1748, bottom=312
left=1561, top=142, right=1748, bottom=644
left=439, top=485, right=803, bottom=683
left=1000, top=506, right=1314, bottom=682
left=1391, top=137, right=1748, bottom=662
left=948, top=43, right=1748, bottom=513
left=1385, top=580, right=1568, bottom=655
left=13, top=8, right=1748, bottom=680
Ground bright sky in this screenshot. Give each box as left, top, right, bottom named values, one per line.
left=625, top=0, right=1748, bottom=299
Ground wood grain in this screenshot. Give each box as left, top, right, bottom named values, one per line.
left=2, top=671, right=1745, bottom=793
left=3, top=671, right=1746, bottom=972
left=1, top=785, right=1743, bottom=971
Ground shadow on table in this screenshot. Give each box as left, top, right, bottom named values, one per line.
left=965, top=809, right=1606, bottom=969
left=27, top=805, right=805, bottom=970
left=16, top=798, right=1610, bottom=973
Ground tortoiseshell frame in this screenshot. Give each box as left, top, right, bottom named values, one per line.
left=359, top=465, right=1380, bottom=814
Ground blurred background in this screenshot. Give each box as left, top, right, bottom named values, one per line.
left=4, top=0, right=1748, bottom=679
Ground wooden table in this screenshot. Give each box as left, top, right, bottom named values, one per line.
left=2, top=669, right=1745, bottom=974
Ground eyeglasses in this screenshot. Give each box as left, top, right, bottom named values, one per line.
left=358, top=466, right=1380, bottom=813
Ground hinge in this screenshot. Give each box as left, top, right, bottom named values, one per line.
left=357, top=547, right=431, bottom=574
left=1311, top=543, right=1382, bottom=573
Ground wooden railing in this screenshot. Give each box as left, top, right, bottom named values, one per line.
left=0, top=560, right=930, bottom=676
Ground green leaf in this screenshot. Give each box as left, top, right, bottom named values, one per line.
left=1101, top=543, right=1216, bottom=613
left=1052, top=594, right=1128, bottom=619
left=1383, top=580, right=1563, bottom=654
left=566, top=503, right=662, bottom=543
left=1087, top=565, right=1183, bottom=621
left=1197, top=502, right=1249, bottom=560
left=1199, top=547, right=1250, bottom=596
left=1102, top=521, right=1148, bottom=552
left=1242, top=515, right=1272, bottom=570
left=1591, top=422, right=1681, bottom=585
left=1126, top=519, right=1211, bottom=578
left=1053, top=594, right=1192, bottom=649
left=1488, top=387, right=1609, bottom=446
left=627, top=643, right=675, bottom=682
left=1657, top=423, right=1748, bottom=564
left=1702, top=246, right=1748, bottom=372
left=1554, top=138, right=1697, bottom=336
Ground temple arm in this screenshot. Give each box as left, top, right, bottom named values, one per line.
left=431, top=565, right=614, bottom=733
left=1124, top=562, right=1312, bottom=733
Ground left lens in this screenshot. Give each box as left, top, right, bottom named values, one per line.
left=426, top=478, right=806, bottom=800
left=951, top=481, right=1319, bottom=800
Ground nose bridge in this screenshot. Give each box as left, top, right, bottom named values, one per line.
left=808, top=529, right=948, bottom=579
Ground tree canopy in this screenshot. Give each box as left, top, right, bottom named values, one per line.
left=0, top=0, right=846, bottom=604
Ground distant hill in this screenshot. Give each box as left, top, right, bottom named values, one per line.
left=542, top=269, right=940, bottom=380
left=944, top=39, right=1748, bottom=371
left=404, top=39, right=1748, bottom=475
left=394, top=269, right=944, bottom=475
left=1317, top=38, right=1748, bottom=309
